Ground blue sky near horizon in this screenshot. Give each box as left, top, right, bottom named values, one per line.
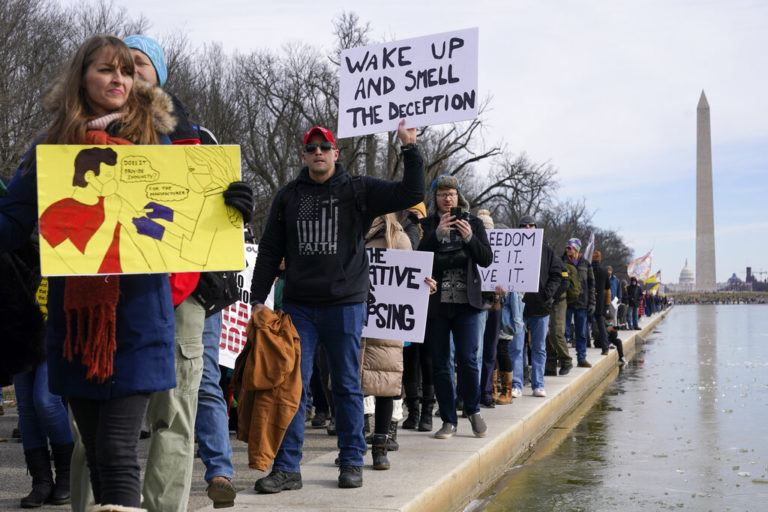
left=101, top=0, right=768, bottom=284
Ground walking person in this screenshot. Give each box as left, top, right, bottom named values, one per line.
left=418, top=175, right=493, bottom=439
left=249, top=121, right=424, bottom=491
left=626, top=277, right=643, bottom=330
left=519, top=215, right=561, bottom=397
left=0, top=35, right=177, bottom=511
left=123, top=34, right=248, bottom=511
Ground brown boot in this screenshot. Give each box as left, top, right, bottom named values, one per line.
left=492, top=369, right=499, bottom=400
left=495, top=371, right=514, bottom=405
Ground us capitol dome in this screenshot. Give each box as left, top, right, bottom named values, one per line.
left=679, top=259, right=695, bottom=284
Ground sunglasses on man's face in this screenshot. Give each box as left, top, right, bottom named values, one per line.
left=304, top=142, right=335, bottom=153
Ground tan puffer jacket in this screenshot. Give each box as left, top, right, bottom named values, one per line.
left=360, top=221, right=411, bottom=397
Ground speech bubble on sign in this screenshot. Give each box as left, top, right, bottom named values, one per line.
left=121, top=156, right=160, bottom=183
left=145, top=182, right=190, bottom=201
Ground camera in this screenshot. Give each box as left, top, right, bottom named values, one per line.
left=450, top=207, right=468, bottom=221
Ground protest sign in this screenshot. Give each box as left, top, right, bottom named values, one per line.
left=480, top=229, right=543, bottom=292
left=363, top=248, right=433, bottom=343
left=338, top=27, right=478, bottom=138
left=219, top=244, right=275, bottom=369
left=36, top=145, right=244, bottom=276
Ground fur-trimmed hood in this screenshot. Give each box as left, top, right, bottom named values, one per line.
left=44, top=77, right=176, bottom=136
left=132, top=78, right=176, bottom=135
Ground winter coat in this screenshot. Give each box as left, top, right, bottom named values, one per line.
left=233, top=308, right=301, bottom=471
left=360, top=221, right=410, bottom=397
left=563, top=252, right=596, bottom=311
left=399, top=210, right=421, bottom=252
left=250, top=146, right=424, bottom=306
left=591, top=261, right=611, bottom=317
left=626, top=283, right=643, bottom=307
left=0, top=81, right=177, bottom=399
left=522, top=240, right=562, bottom=317
left=418, top=212, right=493, bottom=317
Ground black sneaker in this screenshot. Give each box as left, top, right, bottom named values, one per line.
left=254, top=469, right=302, bottom=493
left=559, top=364, right=573, bottom=376
left=326, top=418, right=336, bottom=436
left=311, top=411, right=329, bottom=428
left=338, top=465, right=363, bottom=488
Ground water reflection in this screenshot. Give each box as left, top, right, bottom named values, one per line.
left=477, top=306, right=768, bottom=512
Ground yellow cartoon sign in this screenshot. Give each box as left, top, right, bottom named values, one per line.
left=36, top=145, right=245, bottom=276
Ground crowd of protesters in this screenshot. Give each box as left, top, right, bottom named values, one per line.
left=0, top=33, right=667, bottom=512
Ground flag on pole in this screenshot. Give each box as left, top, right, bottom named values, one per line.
left=582, top=231, right=595, bottom=263
left=643, top=270, right=661, bottom=291
left=627, top=250, right=653, bottom=279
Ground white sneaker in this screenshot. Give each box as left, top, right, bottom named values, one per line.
left=533, top=388, right=547, bottom=398
left=510, top=388, right=522, bottom=399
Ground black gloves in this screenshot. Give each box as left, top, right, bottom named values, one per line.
left=223, top=181, right=254, bottom=223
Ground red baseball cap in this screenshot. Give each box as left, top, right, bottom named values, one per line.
left=303, top=126, right=336, bottom=147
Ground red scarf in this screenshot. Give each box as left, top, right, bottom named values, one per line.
left=62, top=129, right=133, bottom=383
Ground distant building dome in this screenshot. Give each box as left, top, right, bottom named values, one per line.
left=727, top=273, right=742, bottom=284
left=679, top=259, right=695, bottom=284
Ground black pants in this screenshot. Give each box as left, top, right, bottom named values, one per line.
left=496, top=337, right=513, bottom=372
left=402, top=343, right=433, bottom=402
left=69, top=393, right=149, bottom=507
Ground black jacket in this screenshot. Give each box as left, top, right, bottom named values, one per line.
left=591, top=261, right=610, bottom=317
left=250, top=146, right=424, bottom=306
left=522, top=240, right=562, bottom=317
left=418, top=212, right=493, bottom=317
left=626, top=283, right=643, bottom=307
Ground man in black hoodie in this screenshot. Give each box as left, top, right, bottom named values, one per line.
left=519, top=216, right=562, bottom=398
left=249, top=121, right=424, bottom=491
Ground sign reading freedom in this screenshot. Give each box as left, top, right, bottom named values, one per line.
left=479, top=229, right=544, bottom=293
left=338, top=27, right=479, bottom=138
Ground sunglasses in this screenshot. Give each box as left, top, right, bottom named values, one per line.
left=304, top=142, right=335, bottom=153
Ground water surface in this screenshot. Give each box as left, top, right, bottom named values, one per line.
left=477, top=305, right=768, bottom=512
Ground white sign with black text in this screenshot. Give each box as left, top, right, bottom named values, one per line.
left=219, top=244, right=274, bottom=369
left=338, top=27, right=479, bottom=138
left=363, top=248, right=433, bottom=343
left=479, top=229, right=543, bottom=293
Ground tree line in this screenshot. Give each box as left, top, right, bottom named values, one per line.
left=0, top=0, right=634, bottom=279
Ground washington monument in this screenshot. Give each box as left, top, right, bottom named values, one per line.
left=696, top=91, right=716, bottom=291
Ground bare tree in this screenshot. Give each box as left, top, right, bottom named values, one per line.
left=64, top=0, right=149, bottom=47
left=0, top=0, right=67, bottom=177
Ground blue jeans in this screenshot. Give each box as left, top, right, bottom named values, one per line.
left=566, top=307, right=588, bottom=362
left=475, top=310, right=488, bottom=385
left=629, top=306, right=639, bottom=328
left=194, top=311, right=234, bottom=482
left=509, top=330, right=525, bottom=390
left=524, top=315, right=549, bottom=390
left=14, top=361, right=73, bottom=451
left=427, top=304, right=481, bottom=425
left=275, top=302, right=367, bottom=472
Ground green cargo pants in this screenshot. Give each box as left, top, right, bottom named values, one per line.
left=546, top=299, right=572, bottom=372
left=142, top=296, right=205, bottom=512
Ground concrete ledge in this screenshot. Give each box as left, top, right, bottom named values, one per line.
left=198, top=308, right=672, bottom=512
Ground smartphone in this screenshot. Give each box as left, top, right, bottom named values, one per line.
left=450, top=207, right=467, bottom=220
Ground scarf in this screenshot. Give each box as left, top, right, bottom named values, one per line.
left=61, top=125, right=132, bottom=383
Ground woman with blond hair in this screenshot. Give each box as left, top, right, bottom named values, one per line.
left=360, top=213, right=435, bottom=469
left=0, top=35, right=177, bottom=510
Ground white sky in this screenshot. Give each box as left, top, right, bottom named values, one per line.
left=105, top=0, right=768, bottom=283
